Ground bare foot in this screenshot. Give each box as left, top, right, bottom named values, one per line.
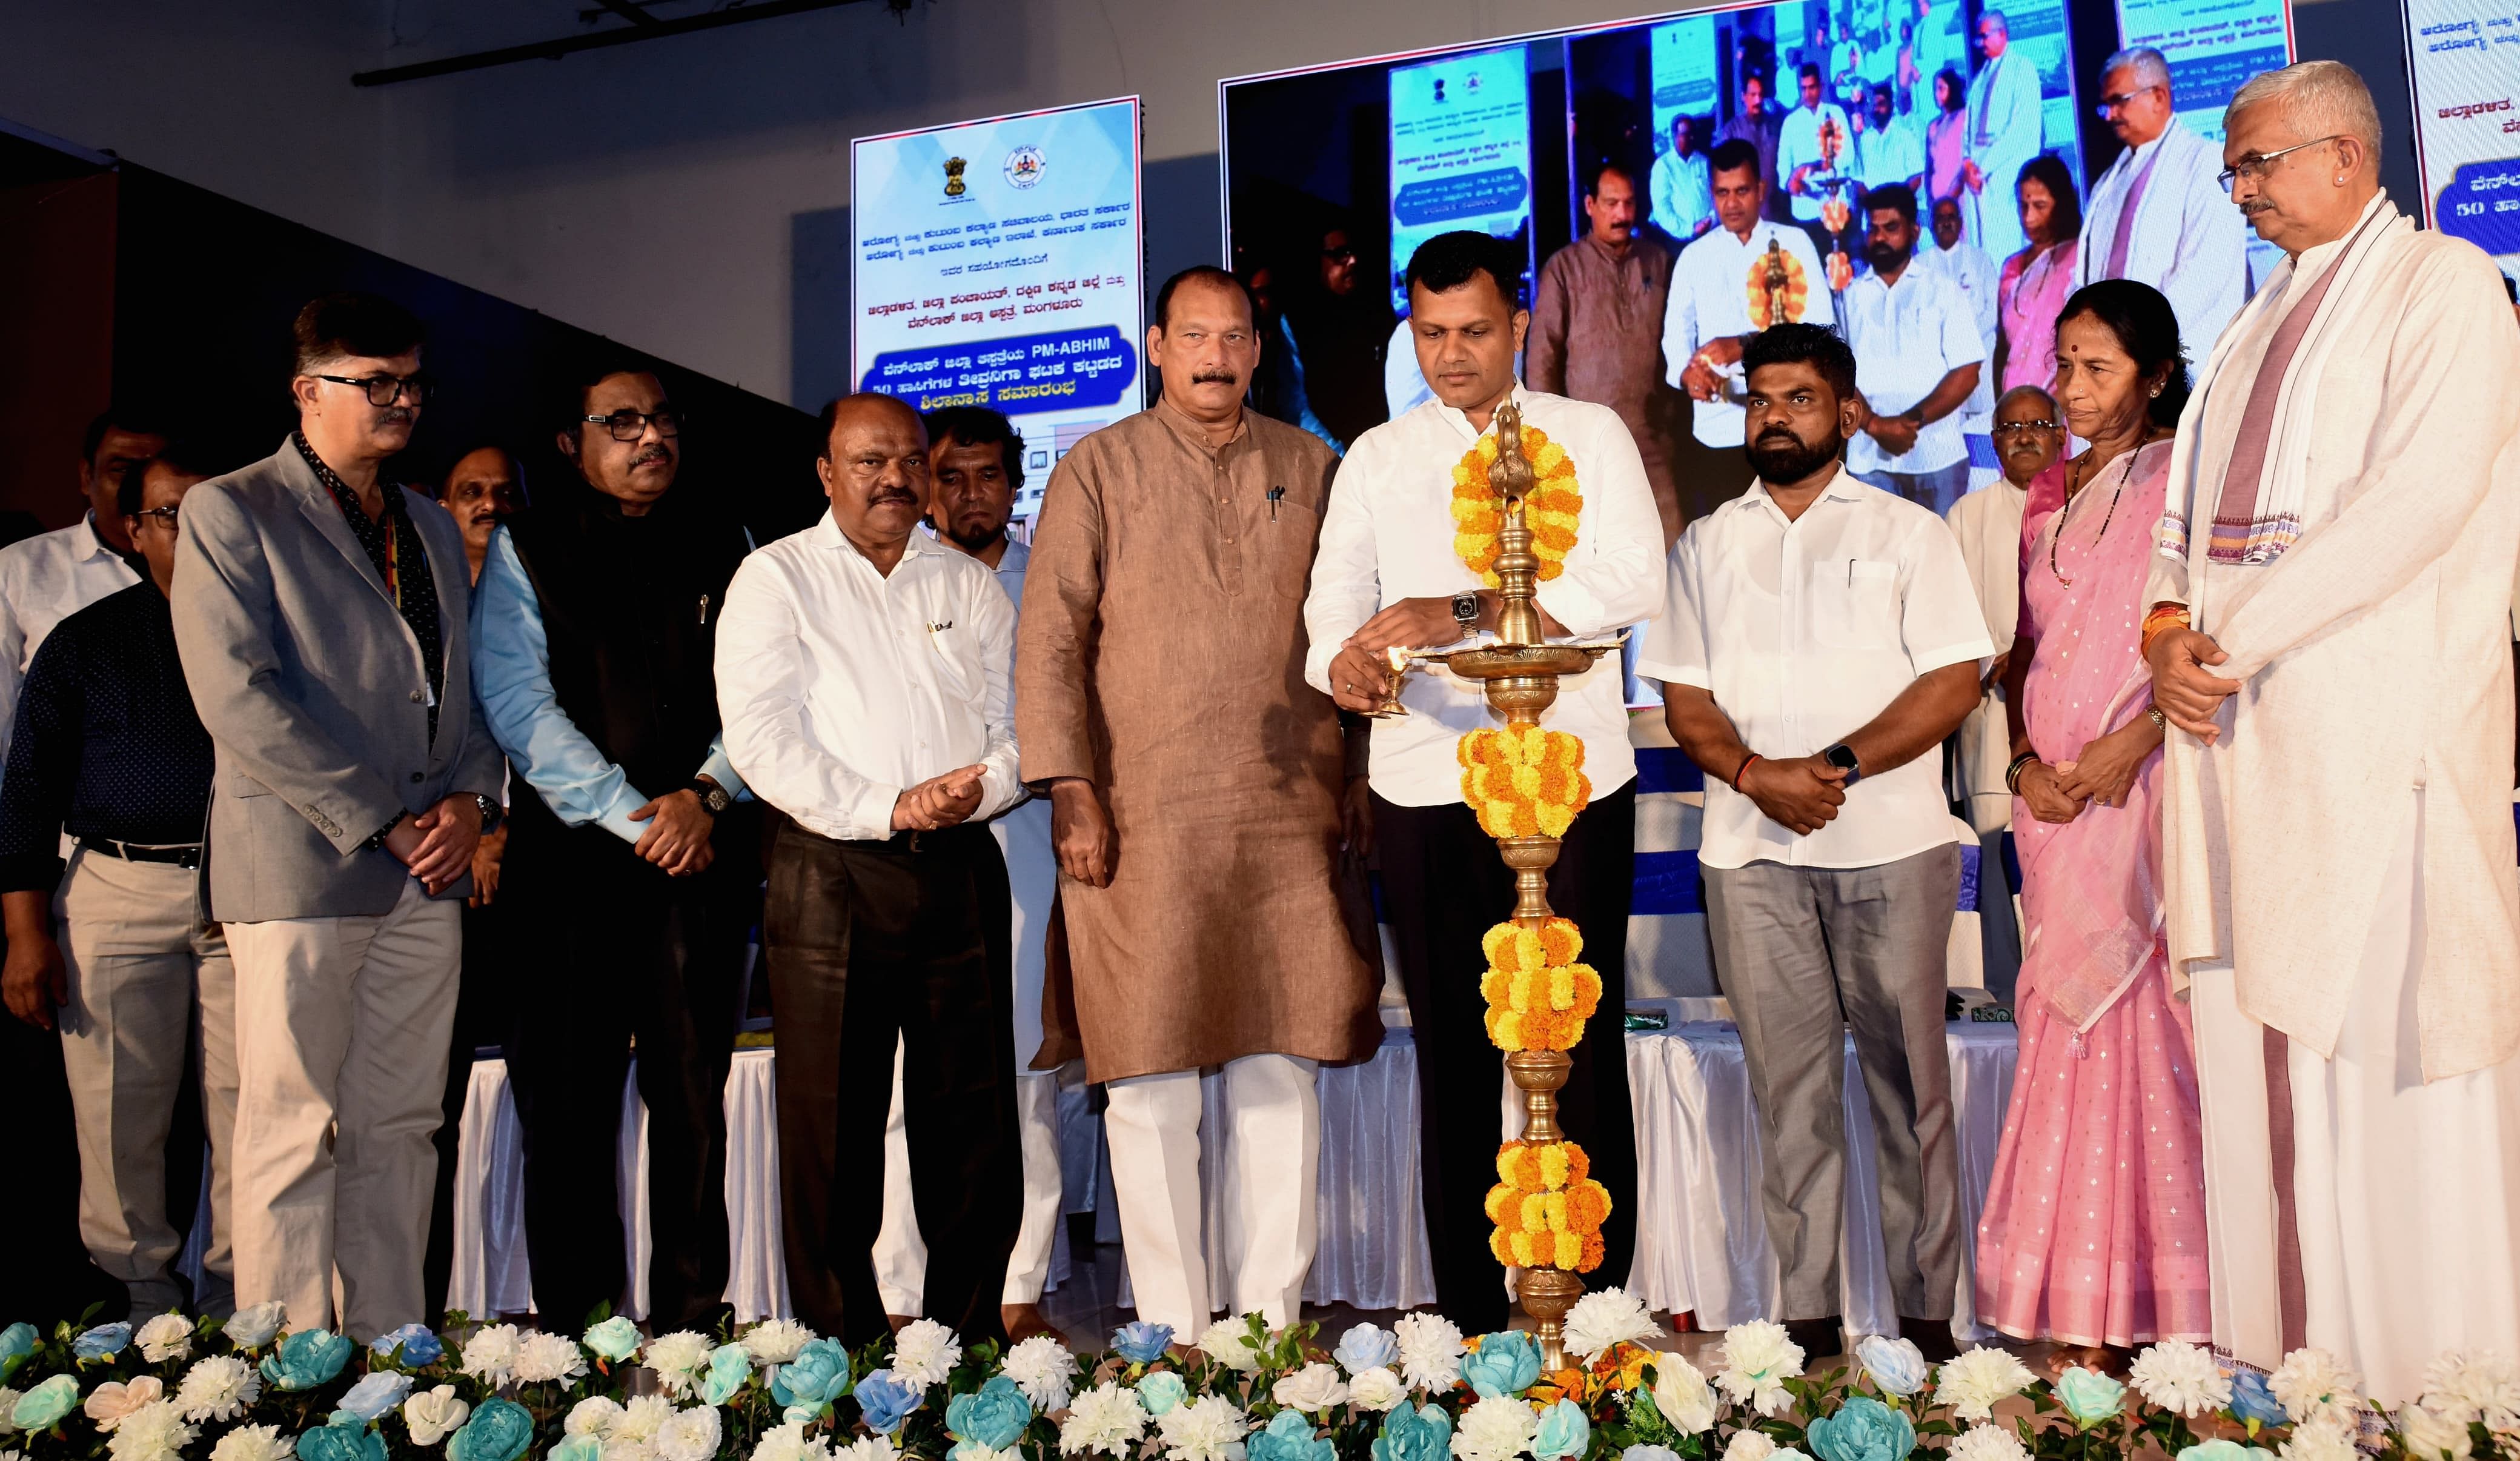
left=1002, top=1305, right=1058, bottom=1344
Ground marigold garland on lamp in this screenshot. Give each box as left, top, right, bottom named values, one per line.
left=1451, top=425, right=1582, bottom=588
left=1486, top=1137, right=1613, bottom=1273
left=1479, top=918, right=1603, bottom=1052
left=1458, top=727, right=1593, bottom=839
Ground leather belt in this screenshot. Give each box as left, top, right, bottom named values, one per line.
left=87, top=839, right=204, bottom=868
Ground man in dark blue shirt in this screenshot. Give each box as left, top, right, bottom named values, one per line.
left=0, top=447, right=229, bottom=1319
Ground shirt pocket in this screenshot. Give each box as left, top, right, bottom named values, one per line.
left=918, top=616, right=984, bottom=706
left=1809, top=559, right=1901, bottom=650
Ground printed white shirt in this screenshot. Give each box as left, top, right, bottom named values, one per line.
left=1917, top=238, right=2001, bottom=430
left=1840, top=261, right=1985, bottom=474
left=0, top=514, right=141, bottom=789
left=715, top=513, right=1020, bottom=841
left=1777, top=101, right=1857, bottom=221
left=1637, top=468, right=1993, bottom=868
left=1302, top=384, right=1664, bottom=807
left=1662, top=222, right=1839, bottom=447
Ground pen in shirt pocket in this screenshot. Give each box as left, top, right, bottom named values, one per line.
left=1267, top=485, right=1285, bottom=522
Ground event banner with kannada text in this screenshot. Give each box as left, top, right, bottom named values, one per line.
left=1388, top=47, right=1534, bottom=313
left=852, top=96, right=1143, bottom=516
left=2402, top=0, right=2520, bottom=275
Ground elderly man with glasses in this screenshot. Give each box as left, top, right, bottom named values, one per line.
left=172, top=292, right=505, bottom=1338
left=2075, top=47, right=2250, bottom=351
left=468, top=356, right=759, bottom=1333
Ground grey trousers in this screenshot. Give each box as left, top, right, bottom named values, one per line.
left=1704, top=844, right=1964, bottom=1322
left=1854, top=462, right=1972, bottom=516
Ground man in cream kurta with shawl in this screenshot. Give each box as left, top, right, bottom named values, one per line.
left=1017, top=266, right=1381, bottom=1340
left=2144, top=62, right=2520, bottom=1405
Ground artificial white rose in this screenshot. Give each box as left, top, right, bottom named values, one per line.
left=1714, top=1322, right=1804, bottom=1417
left=568, top=1397, right=627, bottom=1438
left=1272, top=1363, right=1350, bottom=1414
left=2422, top=1352, right=2520, bottom=1433
left=1394, top=1313, right=1467, bottom=1394
left=174, top=1358, right=260, bottom=1423
left=1002, top=1334, right=1078, bottom=1413
left=223, top=1303, right=286, bottom=1350
left=655, top=1405, right=723, bottom=1461
left=2402, top=1402, right=2474, bottom=1461
left=741, top=1320, right=816, bottom=1368
left=516, top=1331, right=590, bottom=1385
left=891, top=1320, right=963, bottom=1389
left=134, top=1315, right=193, bottom=1366
left=612, top=1396, right=675, bottom=1446
left=208, top=1423, right=294, bottom=1461
left=403, top=1386, right=471, bottom=1448
left=1722, top=1429, right=1777, bottom=1461
left=459, top=1324, right=523, bottom=1386
left=1562, top=1288, right=1657, bottom=1364
left=837, top=1437, right=901, bottom=1461
left=643, top=1333, right=714, bottom=1399
left=1348, top=1369, right=1409, bottom=1414
left=2129, top=1342, right=2232, bottom=1419
left=1059, top=1383, right=1152, bottom=1457
left=105, top=1400, right=196, bottom=1461
left=1936, top=1348, right=2039, bottom=1424
left=1651, top=1356, right=1717, bottom=1434
left=749, top=1423, right=834, bottom=1461
left=0, top=1388, right=20, bottom=1436
left=2276, top=1419, right=2362, bottom=1461
left=1158, top=1394, right=1250, bottom=1461
left=1197, top=1320, right=1265, bottom=1377
left=1946, top=1427, right=2028, bottom=1461
left=86, top=1378, right=166, bottom=1433
left=1451, top=1396, right=1540, bottom=1461
left=2270, top=1350, right=2365, bottom=1433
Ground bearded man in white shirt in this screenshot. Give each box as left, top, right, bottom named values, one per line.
left=1640, top=323, right=1991, bottom=1362
left=2075, top=48, right=2250, bottom=353
left=1308, top=229, right=1663, bottom=1330
left=1841, top=184, right=1985, bottom=513
left=715, top=391, right=1023, bottom=1346
left=2144, top=61, right=2520, bottom=1405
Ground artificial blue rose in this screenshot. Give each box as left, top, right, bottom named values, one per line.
left=340, top=1371, right=414, bottom=1422
left=855, top=1369, right=926, bottom=1434
left=2055, top=1368, right=2127, bottom=1429
left=1113, top=1322, right=1176, bottom=1366
left=73, top=1323, right=133, bottom=1362
left=12, top=1374, right=80, bottom=1431
left=0, top=1322, right=36, bottom=1383
left=550, top=1437, right=603, bottom=1461
left=1371, top=1402, right=1454, bottom=1461
left=772, top=1338, right=856, bottom=1420
left=371, top=1323, right=443, bottom=1368
left=947, top=1376, right=1035, bottom=1451
left=298, top=1413, right=388, bottom=1461
left=583, top=1316, right=643, bottom=1365
left=1533, top=1399, right=1591, bottom=1461
left=261, top=1328, right=354, bottom=1391
left=1335, top=1324, right=1401, bottom=1377
left=1808, top=1396, right=1920, bottom=1461
left=447, top=1397, right=536, bottom=1461
left=1854, top=1336, right=1928, bottom=1398
left=2179, top=1442, right=2275, bottom=1461
left=701, top=1343, right=753, bottom=1407
left=1136, top=1371, right=1188, bottom=1417
left=1250, top=1408, right=1338, bottom=1461
left=2229, top=1373, right=2288, bottom=1430
left=1462, top=1331, right=1541, bottom=1399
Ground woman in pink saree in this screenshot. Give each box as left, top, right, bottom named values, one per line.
left=1975, top=281, right=2210, bottom=1365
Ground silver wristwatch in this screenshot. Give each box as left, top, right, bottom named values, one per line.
left=1451, top=589, right=1481, bottom=636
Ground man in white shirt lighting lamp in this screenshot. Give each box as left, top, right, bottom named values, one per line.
left=715, top=392, right=1023, bottom=1345
left=1639, top=322, right=1991, bottom=1363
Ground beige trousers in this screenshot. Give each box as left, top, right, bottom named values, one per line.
left=56, top=848, right=237, bottom=1317
left=225, top=877, right=459, bottom=1340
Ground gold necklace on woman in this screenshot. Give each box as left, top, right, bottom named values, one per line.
left=2049, top=447, right=2143, bottom=588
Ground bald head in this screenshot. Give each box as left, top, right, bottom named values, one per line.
left=818, top=390, right=924, bottom=460
left=817, top=391, right=931, bottom=569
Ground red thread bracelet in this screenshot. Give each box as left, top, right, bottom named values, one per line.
left=1732, top=753, right=1762, bottom=791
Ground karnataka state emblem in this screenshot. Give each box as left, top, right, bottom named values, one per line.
left=943, top=156, right=968, bottom=197
left=1004, top=145, right=1045, bottom=188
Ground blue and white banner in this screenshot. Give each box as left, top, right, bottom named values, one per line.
left=1387, top=46, right=1534, bottom=313
left=2403, top=0, right=2520, bottom=277
left=2116, top=0, right=2294, bottom=144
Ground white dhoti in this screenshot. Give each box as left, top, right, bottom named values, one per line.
left=872, top=796, right=1066, bottom=1312
left=2194, top=792, right=2520, bottom=1404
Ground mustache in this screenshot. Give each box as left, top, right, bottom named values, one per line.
left=1192, top=369, right=1241, bottom=385
left=631, top=445, right=673, bottom=466
left=376, top=409, right=414, bottom=426
left=869, top=487, right=918, bottom=505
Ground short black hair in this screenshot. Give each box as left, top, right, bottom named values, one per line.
left=291, top=292, right=425, bottom=375
left=1152, top=265, right=1258, bottom=331
left=81, top=407, right=162, bottom=467
left=1798, top=62, right=1823, bottom=84
left=1866, top=182, right=1920, bottom=226
left=1708, top=138, right=1764, bottom=184
left=1404, top=230, right=1524, bottom=311
left=1742, top=322, right=1859, bottom=404
left=1583, top=161, right=1635, bottom=199
left=815, top=391, right=924, bottom=462
left=922, top=405, right=1027, bottom=493
left=558, top=349, right=663, bottom=434
left=2016, top=153, right=2084, bottom=243
left=2057, top=279, right=2192, bottom=427
left=116, top=439, right=212, bottom=519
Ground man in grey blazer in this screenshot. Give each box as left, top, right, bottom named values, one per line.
left=172, top=293, right=503, bottom=1339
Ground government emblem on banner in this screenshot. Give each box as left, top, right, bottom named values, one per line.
left=1004, top=145, right=1045, bottom=188
left=943, top=156, right=968, bottom=197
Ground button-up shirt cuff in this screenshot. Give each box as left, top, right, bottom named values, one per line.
left=595, top=781, right=651, bottom=844
left=847, top=778, right=904, bottom=842
left=1533, top=579, right=1627, bottom=641
left=1018, top=739, right=1097, bottom=791
left=697, top=744, right=749, bottom=804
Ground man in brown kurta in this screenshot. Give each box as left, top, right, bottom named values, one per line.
left=1527, top=162, right=1686, bottom=547
left=1016, top=265, right=1378, bottom=1339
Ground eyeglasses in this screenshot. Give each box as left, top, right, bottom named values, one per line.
left=2218, top=135, right=2346, bottom=191
left=2092, top=84, right=2161, bottom=118
left=1992, top=419, right=2058, bottom=434
left=129, top=504, right=181, bottom=529
left=315, top=373, right=432, bottom=407
left=1321, top=245, right=1359, bottom=264
left=582, top=407, right=683, bottom=442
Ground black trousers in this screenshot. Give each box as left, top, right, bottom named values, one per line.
left=503, top=812, right=758, bottom=1332
left=763, top=818, right=1020, bottom=1346
left=1374, top=783, right=1639, bottom=1331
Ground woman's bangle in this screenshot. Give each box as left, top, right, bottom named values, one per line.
left=1732, top=753, right=1763, bottom=791
left=2004, top=751, right=2040, bottom=794
left=2146, top=705, right=2167, bottom=732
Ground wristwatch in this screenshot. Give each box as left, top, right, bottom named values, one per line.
left=1822, top=742, right=1863, bottom=786
left=690, top=779, right=732, bottom=816
left=472, top=793, right=503, bottom=834
left=1450, top=590, right=1482, bottom=637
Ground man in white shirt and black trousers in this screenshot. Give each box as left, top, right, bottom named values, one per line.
left=1638, top=323, right=1989, bottom=1362
left=1308, top=230, right=1664, bottom=1329
left=715, top=391, right=1022, bottom=1346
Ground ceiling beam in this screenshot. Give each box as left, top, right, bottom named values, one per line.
left=592, top=0, right=664, bottom=25
left=352, top=0, right=880, bottom=87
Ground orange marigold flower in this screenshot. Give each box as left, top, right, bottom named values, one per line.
left=1579, top=1231, right=1606, bottom=1273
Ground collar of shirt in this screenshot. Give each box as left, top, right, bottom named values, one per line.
left=1428, top=379, right=1531, bottom=447
left=73, top=513, right=122, bottom=565
left=812, top=510, right=942, bottom=572
left=1152, top=394, right=1252, bottom=459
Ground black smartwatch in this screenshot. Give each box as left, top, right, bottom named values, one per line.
left=1450, top=590, right=1482, bottom=636
left=691, top=779, right=732, bottom=816
left=1822, top=742, right=1863, bottom=786
left=472, top=793, right=503, bottom=834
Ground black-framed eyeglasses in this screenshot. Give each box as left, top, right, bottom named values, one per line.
left=129, top=503, right=181, bottom=530
left=582, top=407, right=683, bottom=442
left=316, top=373, right=432, bottom=407
left=2218, top=135, right=2347, bottom=191
left=2092, top=84, right=2162, bottom=118
left=1992, top=419, right=2060, bottom=434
